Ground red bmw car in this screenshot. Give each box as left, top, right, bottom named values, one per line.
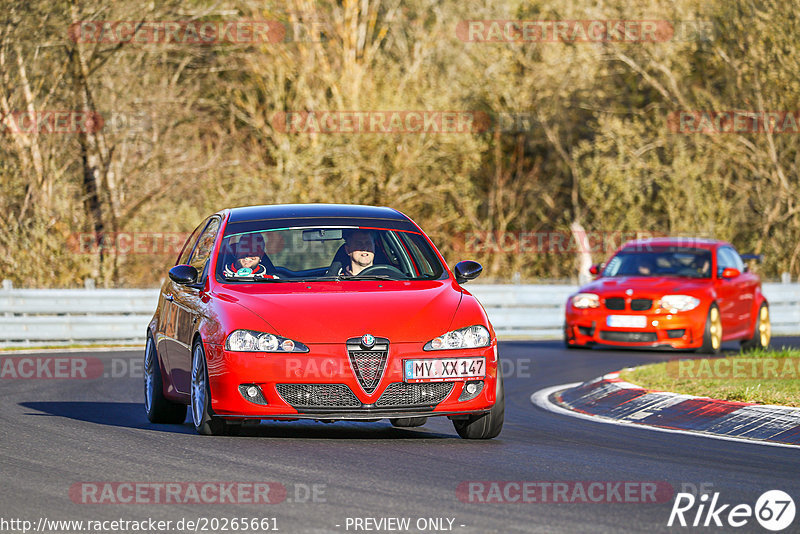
left=564, top=238, right=770, bottom=353
left=145, top=204, right=503, bottom=438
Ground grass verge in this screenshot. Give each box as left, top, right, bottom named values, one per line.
left=619, top=347, right=800, bottom=407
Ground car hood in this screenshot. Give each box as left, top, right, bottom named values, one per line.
left=215, top=280, right=463, bottom=343
left=579, top=276, right=709, bottom=295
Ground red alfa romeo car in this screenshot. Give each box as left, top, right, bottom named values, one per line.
left=564, top=238, right=770, bottom=353
left=145, top=204, right=503, bottom=438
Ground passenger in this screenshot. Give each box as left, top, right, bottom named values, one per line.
left=223, top=233, right=277, bottom=279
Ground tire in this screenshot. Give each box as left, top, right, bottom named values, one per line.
left=741, top=303, right=771, bottom=351
left=390, top=417, right=428, bottom=428
left=699, top=303, right=722, bottom=354
left=453, top=373, right=504, bottom=439
left=565, top=340, right=590, bottom=350
left=190, top=340, right=226, bottom=435
left=144, top=334, right=187, bottom=424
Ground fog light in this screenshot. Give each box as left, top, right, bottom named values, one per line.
left=459, top=380, right=484, bottom=402
left=238, top=384, right=268, bottom=405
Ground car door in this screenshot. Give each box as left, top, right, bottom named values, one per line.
left=167, top=217, right=221, bottom=394
left=714, top=246, right=739, bottom=335
left=725, top=246, right=756, bottom=336
left=158, top=223, right=204, bottom=384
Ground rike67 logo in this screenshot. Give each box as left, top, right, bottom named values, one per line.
left=668, top=490, right=795, bottom=531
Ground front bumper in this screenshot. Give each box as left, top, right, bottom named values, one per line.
left=203, top=342, right=498, bottom=420
left=564, top=306, right=707, bottom=349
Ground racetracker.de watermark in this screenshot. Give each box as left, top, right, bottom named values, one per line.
left=456, top=20, right=714, bottom=43
left=69, top=482, right=325, bottom=505
left=68, top=20, right=286, bottom=44
left=281, top=357, right=529, bottom=379
left=68, top=232, right=190, bottom=256
left=667, top=358, right=800, bottom=380
left=457, top=481, right=674, bottom=503
left=453, top=230, right=676, bottom=255
left=0, top=357, right=104, bottom=380
left=271, top=111, right=492, bottom=134
left=1, top=111, right=103, bottom=134
left=668, top=111, right=800, bottom=134
left=69, top=482, right=289, bottom=505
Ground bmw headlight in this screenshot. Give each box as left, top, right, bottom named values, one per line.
left=660, top=295, right=701, bottom=312
left=225, top=329, right=309, bottom=352
left=572, top=293, right=600, bottom=309
left=424, top=325, right=491, bottom=351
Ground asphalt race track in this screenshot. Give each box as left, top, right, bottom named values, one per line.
left=2, top=339, right=799, bottom=534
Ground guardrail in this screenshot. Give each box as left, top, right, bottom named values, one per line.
left=0, top=283, right=798, bottom=346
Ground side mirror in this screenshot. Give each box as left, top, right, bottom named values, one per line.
left=454, top=260, right=483, bottom=284
left=721, top=267, right=741, bottom=279
left=169, top=264, right=199, bottom=285
left=589, top=264, right=601, bottom=275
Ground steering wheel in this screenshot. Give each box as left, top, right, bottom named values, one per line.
left=353, top=265, right=408, bottom=279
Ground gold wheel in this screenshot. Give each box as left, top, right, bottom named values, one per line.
left=709, top=306, right=722, bottom=351
left=759, top=305, right=771, bottom=348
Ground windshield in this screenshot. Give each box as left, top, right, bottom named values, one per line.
left=602, top=247, right=712, bottom=279
left=215, top=226, right=446, bottom=282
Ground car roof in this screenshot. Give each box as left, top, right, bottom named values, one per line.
left=618, top=237, right=729, bottom=251
left=220, top=204, right=420, bottom=235
left=226, top=203, right=409, bottom=223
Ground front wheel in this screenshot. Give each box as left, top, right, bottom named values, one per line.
left=741, top=303, right=770, bottom=351
left=191, top=340, right=226, bottom=435
left=453, top=373, right=504, bottom=439
left=698, top=304, right=722, bottom=354
left=144, top=334, right=187, bottom=424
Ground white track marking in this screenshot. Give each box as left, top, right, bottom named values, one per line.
left=531, top=383, right=800, bottom=450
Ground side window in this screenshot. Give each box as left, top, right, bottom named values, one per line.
left=728, top=248, right=745, bottom=272
left=177, top=223, right=204, bottom=265
left=398, top=232, right=443, bottom=277
left=717, top=247, right=739, bottom=277
left=188, top=218, right=221, bottom=276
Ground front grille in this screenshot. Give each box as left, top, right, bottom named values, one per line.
left=600, top=331, right=658, bottom=343
left=376, top=382, right=454, bottom=407
left=347, top=337, right=389, bottom=394
left=630, top=298, right=653, bottom=311
left=605, top=297, right=625, bottom=310
left=276, top=384, right=361, bottom=409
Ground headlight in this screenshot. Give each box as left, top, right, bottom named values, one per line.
left=225, top=329, right=309, bottom=352
left=659, top=295, right=701, bottom=312
left=572, top=293, right=600, bottom=309
left=424, top=325, right=491, bottom=351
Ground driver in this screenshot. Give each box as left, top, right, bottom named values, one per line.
left=636, top=257, right=655, bottom=276
left=338, top=230, right=375, bottom=277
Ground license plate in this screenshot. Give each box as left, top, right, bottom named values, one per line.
left=606, top=315, right=647, bottom=328
left=404, top=357, right=486, bottom=382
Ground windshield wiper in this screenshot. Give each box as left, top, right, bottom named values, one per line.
left=255, top=276, right=343, bottom=282
left=346, top=275, right=401, bottom=281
